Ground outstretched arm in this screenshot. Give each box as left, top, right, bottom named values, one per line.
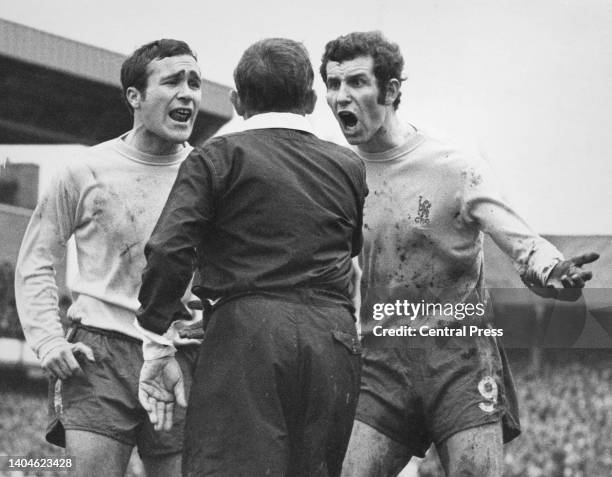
left=461, top=157, right=598, bottom=301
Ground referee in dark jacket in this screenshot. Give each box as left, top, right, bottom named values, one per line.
left=136, top=37, right=368, bottom=477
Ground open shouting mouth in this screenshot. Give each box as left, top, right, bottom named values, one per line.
left=338, top=111, right=359, bottom=129
left=169, top=108, right=193, bottom=123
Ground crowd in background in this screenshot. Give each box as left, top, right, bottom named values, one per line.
left=503, top=350, right=612, bottom=477
left=0, top=261, right=23, bottom=339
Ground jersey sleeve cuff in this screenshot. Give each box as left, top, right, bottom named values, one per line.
left=523, top=240, right=564, bottom=286
left=37, top=336, right=70, bottom=362
left=134, top=319, right=177, bottom=360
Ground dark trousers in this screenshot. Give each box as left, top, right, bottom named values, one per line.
left=183, top=294, right=362, bottom=477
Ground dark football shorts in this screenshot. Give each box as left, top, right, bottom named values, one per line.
left=355, top=334, right=521, bottom=458
left=46, top=324, right=199, bottom=457
left=183, top=292, right=362, bottom=477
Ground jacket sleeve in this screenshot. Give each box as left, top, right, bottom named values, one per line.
left=14, top=167, right=78, bottom=360
left=351, top=156, right=368, bottom=257
left=460, top=156, right=563, bottom=287
left=137, top=148, right=215, bottom=335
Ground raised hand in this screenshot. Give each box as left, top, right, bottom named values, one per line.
left=524, top=252, right=600, bottom=301
left=547, top=252, right=600, bottom=288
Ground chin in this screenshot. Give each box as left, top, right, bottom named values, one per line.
left=167, top=129, right=192, bottom=144
left=344, top=135, right=366, bottom=146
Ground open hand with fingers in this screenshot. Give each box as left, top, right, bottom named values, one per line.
left=42, top=340, right=95, bottom=379
left=548, top=252, right=600, bottom=288
left=523, top=252, right=600, bottom=301
left=138, top=356, right=187, bottom=431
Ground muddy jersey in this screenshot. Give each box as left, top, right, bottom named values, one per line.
left=15, top=134, right=193, bottom=360
left=358, top=130, right=562, bottom=338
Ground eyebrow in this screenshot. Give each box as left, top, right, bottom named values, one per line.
left=327, top=71, right=369, bottom=83
left=346, top=71, right=369, bottom=79
left=160, top=69, right=201, bottom=81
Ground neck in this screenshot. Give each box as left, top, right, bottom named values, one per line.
left=243, top=109, right=305, bottom=120
left=357, top=111, right=413, bottom=154
left=124, top=125, right=183, bottom=156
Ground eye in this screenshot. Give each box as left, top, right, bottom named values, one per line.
left=326, top=78, right=340, bottom=90
left=349, top=77, right=366, bottom=87
left=189, top=78, right=201, bottom=89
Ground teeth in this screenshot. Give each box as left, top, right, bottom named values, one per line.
left=169, top=109, right=192, bottom=122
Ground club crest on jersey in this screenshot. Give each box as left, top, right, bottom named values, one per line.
left=414, top=195, right=431, bottom=225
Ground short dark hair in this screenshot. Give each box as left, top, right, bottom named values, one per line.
left=234, top=38, right=314, bottom=114
left=320, top=31, right=404, bottom=110
left=120, top=39, right=197, bottom=114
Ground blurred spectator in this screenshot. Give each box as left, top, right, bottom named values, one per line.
left=0, top=261, right=23, bottom=339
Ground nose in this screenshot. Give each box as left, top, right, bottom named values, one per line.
left=177, top=81, right=198, bottom=102
left=336, top=82, right=351, bottom=105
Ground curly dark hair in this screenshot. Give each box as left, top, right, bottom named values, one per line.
left=320, top=31, right=404, bottom=110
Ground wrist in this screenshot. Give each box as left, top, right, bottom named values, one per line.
left=37, top=336, right=70, bottom=362
left=143, top=339, right=176, bottom=361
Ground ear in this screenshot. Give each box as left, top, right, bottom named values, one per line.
left=230, top=90, right=246, bottom=117
left=126, top=86, right=142, bottom=110
left=384, top=78, right=401, bottom=106
left=303, top=89, right=317, bottom=115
